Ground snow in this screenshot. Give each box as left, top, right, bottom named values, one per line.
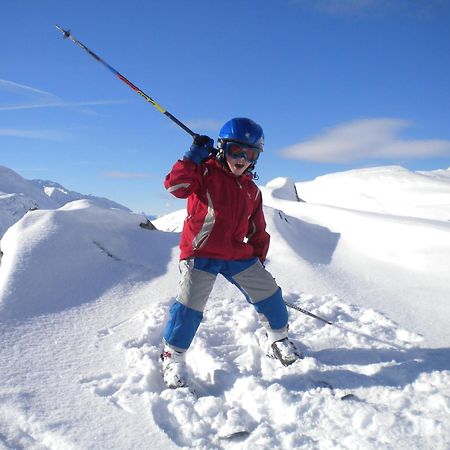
left=0, top=165, right=130, bottom=238
left=31, top=178, right=131, bottom=212
left=295, top=165, right=450, bottom=221
left=1, top=165, right=450, bottom=449
left=0, top=166, right=58, bottom=238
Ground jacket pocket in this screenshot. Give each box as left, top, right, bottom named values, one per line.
left=192, top=231, right=210, bottom=250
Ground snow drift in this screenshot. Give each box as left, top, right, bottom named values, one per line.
left=0, top=199, right=174, bottom=320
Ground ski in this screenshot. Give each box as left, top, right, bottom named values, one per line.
left=218, top=430, right=251, bottom=440
left=218, top=406, right=254, bottom=440
left=311, top=379, right=358, bottom=401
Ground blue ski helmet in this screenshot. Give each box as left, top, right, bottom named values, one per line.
left=218, top=118, right=264, bottom=151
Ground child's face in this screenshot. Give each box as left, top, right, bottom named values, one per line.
left=225, top=153, right=252, bottom=176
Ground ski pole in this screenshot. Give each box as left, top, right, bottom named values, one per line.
left=55, top=25, right=196, bottom=137
left=285, top=301, right=333, bottom=325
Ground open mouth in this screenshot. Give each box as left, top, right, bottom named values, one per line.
left=234, top=163, right=245, bottom=169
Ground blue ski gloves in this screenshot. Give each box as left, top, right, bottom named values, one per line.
left=184, top=134, right=215, bottom=165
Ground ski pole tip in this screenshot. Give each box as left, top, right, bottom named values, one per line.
left=55, top=24, right=71, bottom=38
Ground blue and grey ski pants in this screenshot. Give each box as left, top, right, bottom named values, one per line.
left=163, top=257, right=288, bottom=351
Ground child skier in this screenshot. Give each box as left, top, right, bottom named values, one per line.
left=161, top=117, right=301, bottom=388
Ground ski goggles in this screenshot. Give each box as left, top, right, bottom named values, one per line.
left=224, top=142, right=261, bottom=163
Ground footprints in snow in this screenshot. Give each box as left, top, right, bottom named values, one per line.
left=0, top=402, right=72, bottom=450
left=81, top=292, right=426, bottom=448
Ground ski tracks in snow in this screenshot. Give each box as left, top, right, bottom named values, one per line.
left=83, top=292, right=450, bottom=449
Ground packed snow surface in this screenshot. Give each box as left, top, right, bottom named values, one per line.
left=1, top=165, right=449, bottom=449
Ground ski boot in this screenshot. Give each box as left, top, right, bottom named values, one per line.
left=268, top=337, right=303, bottom=366
left=265, top=329, right=303, bottom=366
left=161, top=344, right=189, bottom=389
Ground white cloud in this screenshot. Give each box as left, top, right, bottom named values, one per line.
left=0, top=128, right=68, bottom=141
left=0, top=79, right=57, bottom=98
left=0, top=100, right=125, bottom=112
left=0, top=78, right=124, bottom=112
left=294, top=0, right=445, bottom=17
left=280, top=118, right=450, bottom=163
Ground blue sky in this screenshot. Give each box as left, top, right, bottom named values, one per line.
left=2, top=0, right=450, bottom=215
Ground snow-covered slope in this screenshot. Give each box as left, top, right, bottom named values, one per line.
left=260, top=197, right=450, bottom=348
left=0, top=165, right=449, bottom=449
left=296, top=165, right=450, bottom=221
left=152, top=209, right=186, bottom=232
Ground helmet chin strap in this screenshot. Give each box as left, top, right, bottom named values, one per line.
left=247, top=163, right=259, bottom=180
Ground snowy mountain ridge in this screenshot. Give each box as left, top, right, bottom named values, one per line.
left=0, top=165, right=130, bottom=238
left=31, top=177, right=131, bottom=212
left=0, top=164, right=449, bottom=449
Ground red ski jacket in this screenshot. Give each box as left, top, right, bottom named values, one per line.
left=164, top=158, right=270, bottom=262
